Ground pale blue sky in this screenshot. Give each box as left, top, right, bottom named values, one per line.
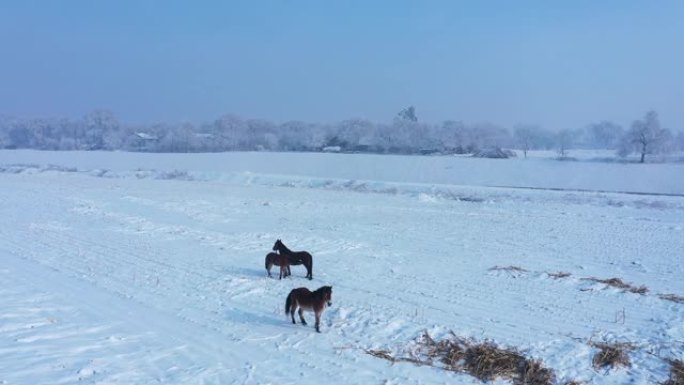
left=1, top=1, right=682, bottom=129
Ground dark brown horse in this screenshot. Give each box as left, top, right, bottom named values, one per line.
left=272, top=239, right=313, bottom=280
left=265, top=252, right=290, bottom=279
left=285, top=286, right=332, bottom=333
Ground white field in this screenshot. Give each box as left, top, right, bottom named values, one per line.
left=1, top=150, right=683, bottom=385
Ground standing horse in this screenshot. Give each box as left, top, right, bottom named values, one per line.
left=265, top=252, right=290, bottom=279
left=285, top=286, right=332, bottom=333
left=272, top=239, right=313, bottom=280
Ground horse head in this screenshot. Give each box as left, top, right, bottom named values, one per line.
left=323, top=286, right=333, bottom=307
left=272, top=239, right=282, bottom=252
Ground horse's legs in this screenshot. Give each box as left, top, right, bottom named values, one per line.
left=290, top=306, right=296, bottom=324
left=298, top=308, right=307, bottom=325
left=314, top=311, right=321, bottom=333
left=307, top=262, right=312, bottom=280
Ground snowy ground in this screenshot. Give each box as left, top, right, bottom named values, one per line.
left=1, top=150, right=683, bottom=384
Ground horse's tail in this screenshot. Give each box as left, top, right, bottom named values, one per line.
left=285, top=292, right=292, bottom=314
left=265, top=254, right=270, bottom=270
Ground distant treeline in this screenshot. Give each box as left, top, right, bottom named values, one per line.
left=1, top=107, right=682, bottom=162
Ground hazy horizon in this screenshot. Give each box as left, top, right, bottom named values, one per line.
left=1, top=1, right=683, bottom=129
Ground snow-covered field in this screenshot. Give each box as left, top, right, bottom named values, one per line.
left=1, top=150, right=683, bottom=384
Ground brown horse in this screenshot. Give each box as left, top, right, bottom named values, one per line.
left=272, top=239, right=313, bottom=280
left=285, top=286, right=332, bottom=333
left=264, top=252, right=290, bottom=279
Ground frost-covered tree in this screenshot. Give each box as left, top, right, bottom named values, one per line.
left=245, top=119, right=277, bottom=150
left=437, top=120, right=470, bottom=153
left=213, top=114, right=246, bottom=150
left=29, top=118, right=55, bottom=149
left=153, top=123, right=190, bottom=152
left=380, top=106, right=428, bottom=153
left=408, top=123, right=439, bottom=152
left=556, top=129, right=575, bottom=159
left=278, top=121, right=318, bottom=151
left=8, top=123, right=31, bottom=148
left=675, top=130, right=684, bottom=151
left=397, top=106, right=418, bottom=122
left=84, top=110, right=119, bottom=150
left=389, top=119, right=421, bottom=153
left=618, top=111, right=672, bottom=162
left=0, top=128, right=7, bottom=149
left=587, top=121, right=624, bottom=149
left=520, top=126, right=555, bottom=150
left=329, top=119, right=374, bottom=150
left=373, top=123, right=396, bottom=153
left=0, top=116, right=11, bottom=148
left=513, top=125, right=538, bottom=158
left=50, top=118, right=76, bottom=150
left=60, top=118, right=86, bottom=150
left=470, top=123, right=511, bottom=151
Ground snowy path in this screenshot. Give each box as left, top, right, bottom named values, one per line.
left=1, top=162, right=683, bottom=384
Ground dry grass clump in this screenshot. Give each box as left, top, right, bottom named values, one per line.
left=462, top=342, right=554, bottom=385
left=414, top=332, right=468, bottom=369
left=488, top=265, right=528, bottom=277
left=590, top=342, right=633, bottom=370
left=547, top=271, right=572, bottom=279
left=659, top=293, right=684, bottom=304
left=581, top=277, right=649, bottom=295
left=364, top=349, right=428, bottom=367
left=489, top=265, right=528, bottom=273
left=665, top=359, right=684, bottom=385
left=366, top=349, right=395, bottom=361
left=367, top=332, right=555, bottom=385
left=629, top=285, right=649, bottom=295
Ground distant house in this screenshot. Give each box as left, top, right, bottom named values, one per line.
left=131, top=132, right=159, bottom=152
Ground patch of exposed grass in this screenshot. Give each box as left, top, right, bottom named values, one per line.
left=367, top=332, right=555, bottom=385
left=547, top=271, right=572, bottom=279
left=457, top=196, right=485, bottom=203
left=590, top=342, right=633, bottom=370
left=659, top=293, right=684, bottom=304
left=581, top=277, right=648, bottom=295
left=462, top=342, right=554, bottom=384
left=364, top=348, right=430, bottom=367
left=414, top=332, right=468, bottom=370
left=157, top=169, right=194, bottom=181
left=665, top=359, right=684, bottom=385
left=489, top=265, right=529, bottom=273
left=365, top=349, right=395, bottom=361
left=629, top=286, right=649, bottom=295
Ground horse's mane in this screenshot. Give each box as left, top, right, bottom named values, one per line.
left=312, top=286, right=331, bottom=297
left=276, top=240, right=293, bottom=254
